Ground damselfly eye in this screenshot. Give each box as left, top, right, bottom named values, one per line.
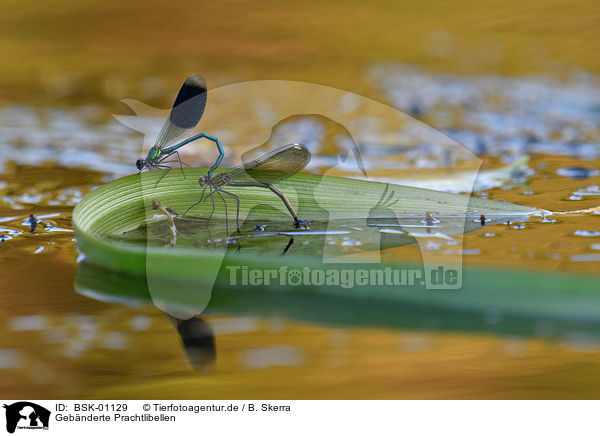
left=136, top=159, right=145, bottom=171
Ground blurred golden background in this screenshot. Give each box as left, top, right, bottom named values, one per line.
left=1, top=0, right=599, bottom=105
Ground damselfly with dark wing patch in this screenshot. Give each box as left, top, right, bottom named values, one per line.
left=186, top=143, right=311, bottom=228
left=136, top=74, right=226, bottom=186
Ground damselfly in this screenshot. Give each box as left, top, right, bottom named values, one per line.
left=136, top=74, right=225, bottom=185
left=186, top=143, right=311, bottom=228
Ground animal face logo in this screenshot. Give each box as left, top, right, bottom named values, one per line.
left=3, top=402, right=50, bottom=434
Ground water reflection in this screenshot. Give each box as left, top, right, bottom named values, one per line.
left=74, top=262, right=216, bottom=373
left=166, top=315, right=216, bottom=374
left=74, top=251, right=600, bottom=374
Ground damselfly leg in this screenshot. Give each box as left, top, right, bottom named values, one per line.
left=184, top=187, right=238, bottom=233
left=185, top=144, right=310, bottom=229
left=220, top=189, right=240, bottom=231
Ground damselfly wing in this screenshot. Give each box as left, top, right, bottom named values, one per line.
left=154, top=74, right=207, bottom=151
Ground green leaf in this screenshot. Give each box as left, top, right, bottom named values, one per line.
left=73, top=169, right=600, bottom=335
left=73, top=168, right=537, bottom=276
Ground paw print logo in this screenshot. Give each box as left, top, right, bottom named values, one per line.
left=287, top=269, right=302, bottom=286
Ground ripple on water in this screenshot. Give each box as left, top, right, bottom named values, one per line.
left=0, top=227, right=23, bottom=237
left=573, top=188, right=600, bottom=197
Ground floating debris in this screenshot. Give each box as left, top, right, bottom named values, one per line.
left=151, top=199, right=178, bottom=245
left=27, top=214, right=38, bottom=233
left=422, top=211, right=440, bottom=226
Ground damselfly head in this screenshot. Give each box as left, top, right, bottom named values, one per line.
left=136, top=159, right=146, bottom=171
left=199, top=175, right=208, bottom=186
